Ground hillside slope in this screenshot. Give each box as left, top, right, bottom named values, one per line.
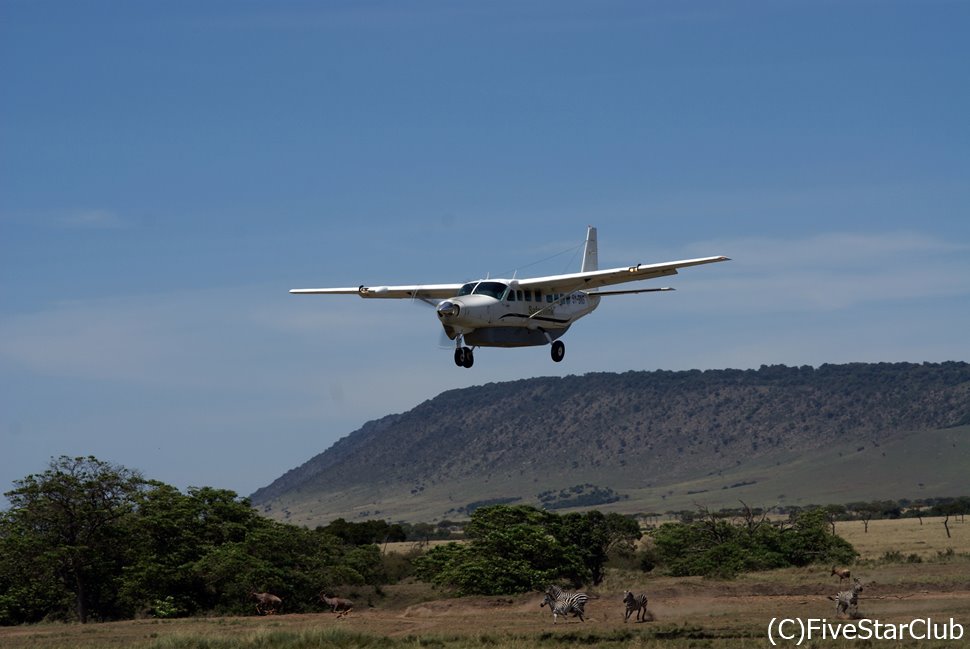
left=251, top=362, right=970, bottom=524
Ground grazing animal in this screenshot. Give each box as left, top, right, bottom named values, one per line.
left=320, top=592, right=354, bottom=617
left=623, top=590, right=648, bottom=622
left=540, top=585, right=588, bottom=624
left=831, top=566, right=852, bottom=585
left=828, top=578, right=863, bottom=617
left=251, top=591, right=282, bottom=615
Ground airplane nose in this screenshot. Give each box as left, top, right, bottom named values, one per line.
left=437, top=300, right=460, bottom=319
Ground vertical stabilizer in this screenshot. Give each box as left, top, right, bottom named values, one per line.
left=581, top=226, right=598, bottom=272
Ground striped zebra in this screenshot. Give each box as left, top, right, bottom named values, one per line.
left=828, top=578, right=863, bottom=617
left=623, top=590, right=648, bottom=622
left=541, top=585, right=588, bottom=624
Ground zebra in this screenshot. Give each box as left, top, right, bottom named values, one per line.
left=541, top=585, right=588, bottom=623
left=623, top=590, right=648, bottom=622
left=829, top=578, right=863, bottom=617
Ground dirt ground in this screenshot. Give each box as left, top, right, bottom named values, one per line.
left=4, top=566, right=970, bottom=648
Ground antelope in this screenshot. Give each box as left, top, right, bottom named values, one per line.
left=251, top=590, right=282, bottom=615
left=831, top=566, right=851, bottom=585
left=320, top=592, right=354, bottom=617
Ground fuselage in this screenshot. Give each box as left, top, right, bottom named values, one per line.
left=435, top=279, right=601, bottom=347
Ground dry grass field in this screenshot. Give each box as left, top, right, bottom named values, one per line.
left=836, top=515, right=970, bottom=560
left=3, top=517, right=969, bottom=649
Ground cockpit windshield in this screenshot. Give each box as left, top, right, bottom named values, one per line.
left=457, top=281, right=508, bottom=299
left=473, top=281, right=508, bottom=299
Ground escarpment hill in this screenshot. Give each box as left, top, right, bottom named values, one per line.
left=251, top=362, right=970, bottom=525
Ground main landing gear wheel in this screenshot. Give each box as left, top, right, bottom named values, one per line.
left=551, top=340, right=565, bottom=363
left=454, top=346, right=474, bottom=368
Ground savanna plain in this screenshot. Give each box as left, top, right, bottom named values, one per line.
left=3, top=517, right=969, bottom=649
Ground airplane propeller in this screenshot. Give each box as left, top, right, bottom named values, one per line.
left=406, top=293, right=455, bottom=349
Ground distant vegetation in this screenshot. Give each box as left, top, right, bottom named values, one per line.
left=451, top=496, right=522, bottom=516
left=537, top=483, right=627, bottom=509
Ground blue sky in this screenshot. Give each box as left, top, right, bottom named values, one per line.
left=2, top=1, right=968, bottom=505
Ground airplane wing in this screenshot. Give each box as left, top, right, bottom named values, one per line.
left=513, top=255, right=730, bottom=294
left=290, top=256, right=728, bottom=300
left=290, top=283, right=462, bottom=301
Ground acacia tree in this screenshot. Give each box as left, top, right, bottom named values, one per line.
left=551, top=510, right=642, bottom=585
left=846, top=502, right=880, bottom=533
left=1, top=456, right=144, bottom=623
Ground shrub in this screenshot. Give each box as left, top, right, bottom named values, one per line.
left=650, top=508, right=856, bottom=578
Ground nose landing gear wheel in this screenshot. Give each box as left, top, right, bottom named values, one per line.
left=551, top=340, right=565, bottom=362
left=454, top=346, right=475, bottom=368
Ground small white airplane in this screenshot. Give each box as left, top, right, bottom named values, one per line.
left=291, top=227, right=729, bottom=368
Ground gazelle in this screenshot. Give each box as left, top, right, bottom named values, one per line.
left=320, top=592, right=354, bottom=617
left=251, top=590, right=282, bottom=615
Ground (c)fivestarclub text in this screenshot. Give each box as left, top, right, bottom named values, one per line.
left=768, top=617, right=964, bottom=645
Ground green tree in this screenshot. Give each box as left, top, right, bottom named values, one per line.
left=121, top=485, right=368, bottom=616
left=414, top=505, right=638, bottom=595
left=119, top=483, right=274, bottom=616
left=550, top=511, right=641, bottom=584
left=779, top=508, right=857, bottom=567
left=118, top=481, right=205, bottom=617
left=1, top=456, right=144, bottom=623
left=3, top=460, right=397, bottom=623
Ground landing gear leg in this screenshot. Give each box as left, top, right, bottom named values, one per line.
left=454, top=334, right=465, bottom=367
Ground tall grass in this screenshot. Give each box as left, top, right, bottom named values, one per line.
left=146, top=628, right=759, bottom=649
left=150, top=628, right=398, bottom=649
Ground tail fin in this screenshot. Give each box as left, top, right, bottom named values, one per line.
left=581, top=226, right=598, bottom=272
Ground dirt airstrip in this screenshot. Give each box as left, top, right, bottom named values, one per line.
left=4, top=569, right=970, bottom=649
